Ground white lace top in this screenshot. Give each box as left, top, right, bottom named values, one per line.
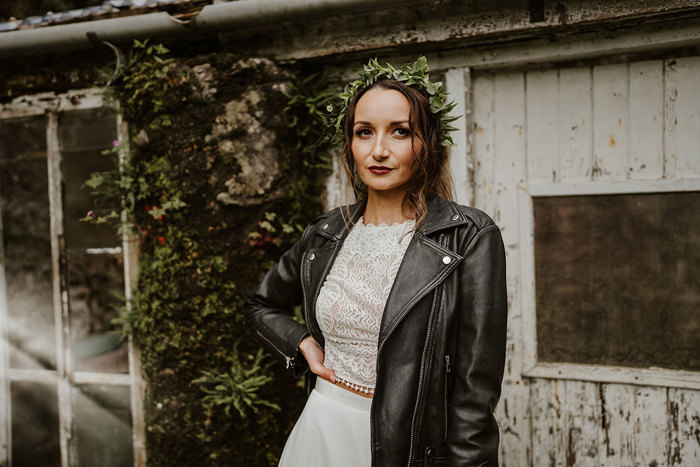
left=316, top=217, right=415, bottom=394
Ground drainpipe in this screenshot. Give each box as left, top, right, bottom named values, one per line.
left=0, top=0, right=433, bottom=59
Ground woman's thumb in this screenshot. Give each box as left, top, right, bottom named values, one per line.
left=319, top=365, right=335, bottom=383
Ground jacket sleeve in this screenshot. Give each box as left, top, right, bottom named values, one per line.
left=243, top=224, right=313, bottom=377
left=447, top=223, right=508, bottom=466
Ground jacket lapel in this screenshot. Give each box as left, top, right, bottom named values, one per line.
left=302, top=242, right=339, bottom=342
left=377, top=198, right=469, bottom=352
left=377, top=232, right=462, bottom=352
left=302, top=202, right=364, bottom=344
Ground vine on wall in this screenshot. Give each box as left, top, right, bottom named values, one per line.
left=84, top=41, right=332, bottom=465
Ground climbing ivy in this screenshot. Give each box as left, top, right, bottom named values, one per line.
left=84, top=40, right=331, bottom=465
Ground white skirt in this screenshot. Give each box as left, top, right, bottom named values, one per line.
left=278, top=378, right=372, bottom=467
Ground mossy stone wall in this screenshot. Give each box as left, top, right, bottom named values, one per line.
left=122, top=54, right=328, bottom=465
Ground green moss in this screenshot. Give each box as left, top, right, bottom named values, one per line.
left=85, top=42, right=332, bottom=465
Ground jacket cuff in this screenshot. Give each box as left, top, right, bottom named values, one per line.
left=288, top=326, right=310, bottom=377
left=292, top=330, right=311, bottom=377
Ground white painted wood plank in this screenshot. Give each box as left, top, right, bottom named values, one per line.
left=530, top=379, right=605, bottom=467
left=664, top=56, right=700, bottom=178
left=562, top=380, right=603, bottom=467
left=471, top=72, right=496, bottom=214
left=493, top=71, right=525, bottom=237
left=668, top=388, right=700, bottom=465
left=602, top=384, right=668, bottom=466
left=0, top=88, right=106, bottom=119
left=528, top=178, right=700, bottom=197
left=530, top=378, right=565, bottom=467
left=0, top=243, right=9, bottom=463
left=592, top=63, right=629, bottom=180
left=47, top=111, right=74, bottom=467
left=629, top=60, right=664, bottom=180
left=524, top=362, right=700, bottom=391
left=56, top=88, right=105, bottom=111
left=445, top=67, right=471, bottom=205
left=71, top=372, right=132, bottom=386
left=559, top=66, right=593, bottom=182
left=518, top=189, right=537, bottom=375
left=492, top=71, right=529, bottom=467
left=116, top=111, right=147, bottom=467
left=7, top=368, right=58, bottom=383
left=525, top=69, right=559, bottom=184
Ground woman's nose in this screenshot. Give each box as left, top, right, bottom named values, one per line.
left=371, top=133, right=390, bottom=159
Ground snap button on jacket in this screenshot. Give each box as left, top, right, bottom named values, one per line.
left=244, top=197, right=508, bottom=467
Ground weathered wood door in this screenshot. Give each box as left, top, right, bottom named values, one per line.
left=460, top=56, right=700, bottom=466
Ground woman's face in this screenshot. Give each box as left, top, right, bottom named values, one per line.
left=351, top=87, right=421, bottom=198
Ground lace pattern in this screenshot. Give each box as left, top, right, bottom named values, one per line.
left=316, top=217, right=415, bottom=393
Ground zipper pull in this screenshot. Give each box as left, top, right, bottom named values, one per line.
left=285, top=356, right=293, bottom=369
left=445, top=354, right=451, bottom=373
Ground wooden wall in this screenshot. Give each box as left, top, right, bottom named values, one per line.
left=463, top=56, right=700, bottom=465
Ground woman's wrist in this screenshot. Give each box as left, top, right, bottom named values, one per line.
left=298, top=335, right=315, bottom=357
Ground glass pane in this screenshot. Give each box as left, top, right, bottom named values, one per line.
left=60, top=109, right=120, bottom=251
left=0, top=116, right=57, bottom=370
left=11, top=381, right=61, bottom=467
left=74, top=384, right=133, bottom=467
left=59, top=107, right=119, bottom=154
left=59, top=109, right=128, bottom=373
left=534, top=192, right=700, bottom=370
left=69, top=251, right=128, bottom=373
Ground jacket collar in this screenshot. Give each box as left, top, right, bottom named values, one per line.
left=315, top=196, right=469, bottom=241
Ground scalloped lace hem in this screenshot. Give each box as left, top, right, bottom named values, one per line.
left=335, top=375, right=375, bottom=394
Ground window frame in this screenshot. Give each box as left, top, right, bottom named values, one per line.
left=0, top=88, right=146, bottom=466
left=519, top=179, right=700, bottom=390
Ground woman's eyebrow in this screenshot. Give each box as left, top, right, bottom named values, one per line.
left=353, top=120, right=410, bottom=126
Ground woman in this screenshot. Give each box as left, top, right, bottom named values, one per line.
left=244, top=57, right=507, bottom=467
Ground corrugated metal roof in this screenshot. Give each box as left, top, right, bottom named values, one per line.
left=0, top=0, right=203, bottom=33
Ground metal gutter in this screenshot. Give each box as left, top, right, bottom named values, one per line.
left=0, top=0, right=433, bottom=59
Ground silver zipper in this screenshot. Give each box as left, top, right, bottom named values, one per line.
left=256, top=329, right=293, bottom=369
left=300, top=253, right=314, bottom=340
left=444, top=354, right=451, bottom=443
left=407, top=233, right=446, bottom=465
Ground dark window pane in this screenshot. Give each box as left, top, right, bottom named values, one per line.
left=534, top=192, right=700, bottom=370
left=59, top=108, right=118, bottom=153
left=60, top=109, right=120, bottom=251
left=58, top=109, right=127, bottom=373
left=74, top=384, right=133, bottom=467
left=11, top=381, right=61, bottom=467
left=0, top=116, right=57, bottom=370
left=70, top=251, right=128, bottom=373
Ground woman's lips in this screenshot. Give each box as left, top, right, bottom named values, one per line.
left=368, top=166, right=393, bottom=175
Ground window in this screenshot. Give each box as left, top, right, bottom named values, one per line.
left=533, top=192, right=700, bottom=371
left=0, top=90, right=144, bottom=466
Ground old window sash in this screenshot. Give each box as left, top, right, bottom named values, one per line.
left=0, top=88, right=146, bottom=466
left=518, top=180, right=700, bottom=391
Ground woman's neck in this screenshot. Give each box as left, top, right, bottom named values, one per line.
left=362, top=189, right=414, bottom=226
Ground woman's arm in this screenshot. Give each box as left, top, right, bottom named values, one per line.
left=243, top=225, right=313, bottom=377
left=446, top=224, right=508, bottom=466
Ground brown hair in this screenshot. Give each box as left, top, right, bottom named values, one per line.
left=340, top=79, right=454, bottom=230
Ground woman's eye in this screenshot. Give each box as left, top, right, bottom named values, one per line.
left=355, top=128, right=372, bottom=137
left=394, top=127, right=411, bottom=137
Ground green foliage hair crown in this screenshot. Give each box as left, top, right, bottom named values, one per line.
left=327, top=56, right=461, bottom=147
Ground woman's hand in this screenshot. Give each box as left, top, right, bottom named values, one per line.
left=299, top=336, right=336, bottom=383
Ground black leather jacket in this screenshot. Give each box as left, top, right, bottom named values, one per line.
left=244, top=197, right=507, bottom=467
